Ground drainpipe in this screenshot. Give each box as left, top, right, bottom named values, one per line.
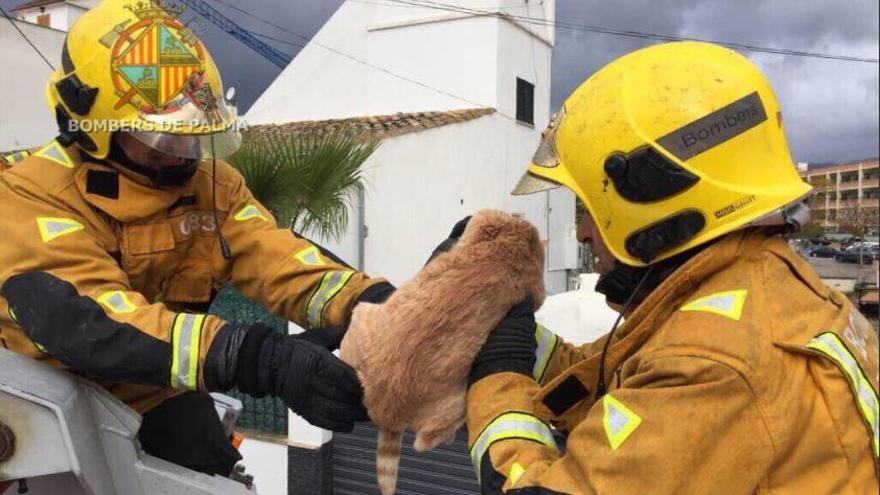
left=356, top=183, right=366, bottom=271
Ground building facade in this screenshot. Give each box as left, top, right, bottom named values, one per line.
left=9, top=0, right=97, bottom=32
left=799, top=158, right=880, bottom=234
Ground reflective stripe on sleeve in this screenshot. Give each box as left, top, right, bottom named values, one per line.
left=36, top=217, right=85, bottom=243
left=470, top=412, right=559, bottom=483
left=533, top=324, right=559, bottom=382
left=807, top=332, right=879, bottom=459
left=234, top=205, right=268, bottom=222
left=97, top=290, right=137, bottom=314
left=306, top=271, right=354, bottom=328
left=170, top=313, right=206, bottom=390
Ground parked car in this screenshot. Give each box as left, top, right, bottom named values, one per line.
left=809, top=246, right=840, bottom=258
left=835, top=245, right=880, bottom=264
left=808, top=238, right=831, bottom=246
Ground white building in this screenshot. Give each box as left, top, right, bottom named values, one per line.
left=247, top=0, right=576, bottom=295
left=8, top=0, right=97, bottom=31
left=246, top=1, right=576, bottom=493
left=0, top=15, right=65, bottom=153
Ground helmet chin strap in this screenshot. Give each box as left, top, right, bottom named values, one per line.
left=105, top=138, right=198, bottom=189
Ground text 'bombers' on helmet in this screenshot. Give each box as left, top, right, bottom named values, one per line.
left=46, top=0, right=241, bottom=160
left=513, top=41, right=812, bottom=267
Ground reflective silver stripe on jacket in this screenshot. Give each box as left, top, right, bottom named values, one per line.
left=306, top=271, right=354, bottom=328
left=533, top=324, right=559, bottom=382
left=470, top=412, right=558, bottom=482
left=171, top=313, right=206, bottom=390
left=807, top=332, right=879, bottom=460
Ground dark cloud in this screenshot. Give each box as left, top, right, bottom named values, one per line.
left=552, top=0, right=879, bottom=162
left=3, top=0, right=876, bottom=162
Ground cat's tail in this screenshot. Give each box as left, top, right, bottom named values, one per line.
left=377, top=429, right=403, bottom=495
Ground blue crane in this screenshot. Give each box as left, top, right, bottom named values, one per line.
left=177, top=0, right=292, bottom=69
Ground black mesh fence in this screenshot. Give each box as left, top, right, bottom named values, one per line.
left=208, top=287, right=288, bottom=435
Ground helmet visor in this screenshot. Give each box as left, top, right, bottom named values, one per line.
left=530, top=107, right=566, bottom=169
left=511, top=171, right=561, bottom=195
left=127, top=127, right=242, bottom=160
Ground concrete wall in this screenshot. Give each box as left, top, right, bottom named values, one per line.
left=0, top=19, right=64, bottom=153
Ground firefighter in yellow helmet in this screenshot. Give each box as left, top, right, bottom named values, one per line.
left=457, top=42, right=879, bottom=494
left=0, top=0, right=394, bottom=476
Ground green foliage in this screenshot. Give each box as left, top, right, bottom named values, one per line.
left=228, top=131, right=379, bottom=240
left=798, top=221, right=827, bottom=239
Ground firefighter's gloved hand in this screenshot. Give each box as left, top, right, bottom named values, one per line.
left=469, top=297, right=537, bottom=388
left=293, top=325, right=348, bottom=351
left=233, top=324, right=368, bottom=432
left=426, top=215, right=472, bottom=265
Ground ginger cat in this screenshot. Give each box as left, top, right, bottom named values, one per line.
left=339, top=209, right=546, bottom=495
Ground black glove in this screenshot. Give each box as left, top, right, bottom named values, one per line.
left=426, top=216, right=472, bottom=265
left=469, top=297, right=537, bottom=388
left=207, top=323, right=368, bottom=432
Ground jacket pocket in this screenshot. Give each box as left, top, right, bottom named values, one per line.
left=125, top=222, right=176, bottom=255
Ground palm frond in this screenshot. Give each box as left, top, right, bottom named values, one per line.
left=228, top=131, right=379, bottom=241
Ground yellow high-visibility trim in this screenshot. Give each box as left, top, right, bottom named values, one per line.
left=170, top=313, right=206, bottom=390
left=97, top=291, right=137, bottom=314
left=36, top=217, right=85, bottom=243
left=234, top=204, right=268, bottom=222
left=509, top=462, right=526, bottom=488
left=680, top=289, right=748, bottom=321
left=294, top=246, right=325, bottom=266
left=807, top=332, right=879, bottom=459
left=2, top=150, right=30, bottom=165
left=306, top=271, right=354, bottom=328
left=533, top=324, right=559, bottom=382
left=34, top=140, right=74, bottom=169
left=470, top=412, right=558, bottom=483
left=603, top=394, right=642, bottom=450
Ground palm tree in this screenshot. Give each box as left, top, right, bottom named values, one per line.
left=227, top=130, right=380, bottom=241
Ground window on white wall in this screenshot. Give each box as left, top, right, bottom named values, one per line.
left=516, top=78, right=534, bottom=125
left=37, top=13, right=51, bottom=26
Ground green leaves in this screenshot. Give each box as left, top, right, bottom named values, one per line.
left=228, top=131, right=379, bottom=241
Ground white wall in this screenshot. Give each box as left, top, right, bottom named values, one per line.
left=321, top=114, right=573, bottom=295
left=15, top=3, right=70, bottom=31
left=0, top=19, right=64, bottom=152
left=238, top=438, right=287, bottom=495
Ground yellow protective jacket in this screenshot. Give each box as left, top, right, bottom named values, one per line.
left=468, top=229, right=879, bottom=494
left=0, top=140, right=389, bottom=412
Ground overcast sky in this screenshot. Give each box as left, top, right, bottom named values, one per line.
left=3, top=0, right=877, bottom=163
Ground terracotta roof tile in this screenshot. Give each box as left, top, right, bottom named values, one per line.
left=247, top=108, right=495, bottom=142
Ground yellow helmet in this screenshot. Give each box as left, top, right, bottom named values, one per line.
left=513, top=42, right=812, bottom=266
left=47, top=0, right=240, bottom=160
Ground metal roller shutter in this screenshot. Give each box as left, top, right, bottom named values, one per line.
left=332, top=423, right=480, bottom=495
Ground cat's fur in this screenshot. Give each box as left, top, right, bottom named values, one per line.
left=339, top=209, right=546, bottom=495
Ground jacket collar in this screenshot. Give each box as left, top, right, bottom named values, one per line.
left=74, top=159, right=186, bottom=222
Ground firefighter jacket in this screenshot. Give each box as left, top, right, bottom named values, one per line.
left=0, top=140, right=388, bottom=412
left=467, top=228, right=879, bottom=494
